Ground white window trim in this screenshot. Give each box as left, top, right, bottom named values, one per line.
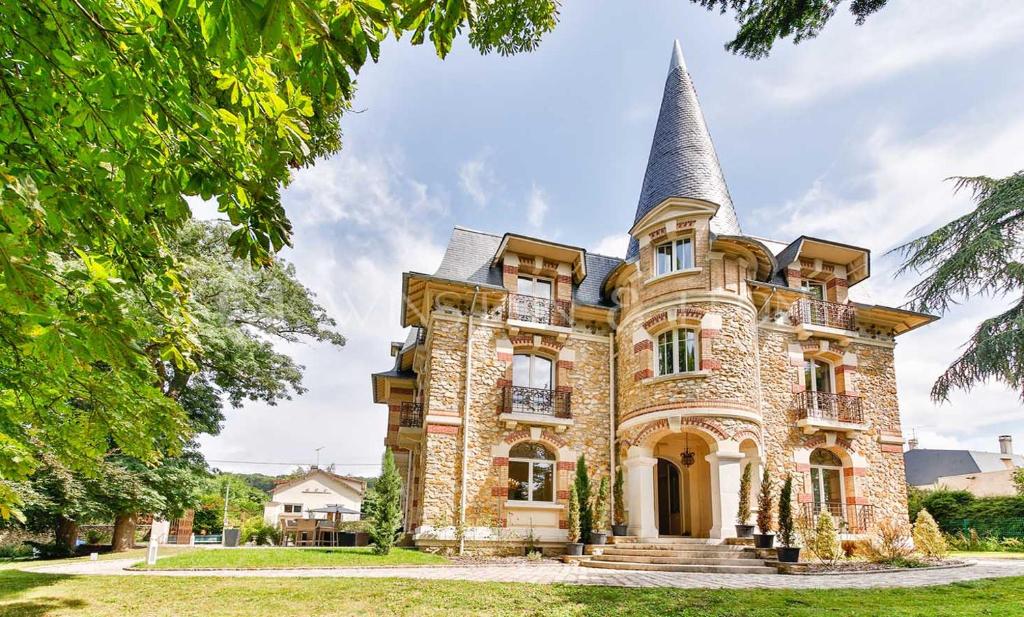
left=654, top=236, right=695, bottom=277
left=512, top=353, right=555, bottom=390
left=803, top=357, right=836, bottom=394
left=656, top=328, right=700, bottom=377
left=809, top=454, right=846, bottom=511
left=801, top=279, right=826, bottom=300
left=516, top=274, right=553, bottom=299
left=508, top=450, right=556, bottom=504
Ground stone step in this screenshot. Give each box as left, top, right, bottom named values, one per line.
left=612, top=536, right=723, bottom=545
left=592, top=554, right=762, bottom=567
left=600, top=548, right=759, bottom=559
left=580, top=560, right=777, bottom=574
left=602, top=543, right=745, bottom=552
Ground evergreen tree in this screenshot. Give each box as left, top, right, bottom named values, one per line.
left=778, top=474, right=795, bottom=548
left=574, top=455, right=592, bottom=542
left=912, top=509, right=949, bottom=559
left=737, top=462, right=752, bottom=525
left=894, top=172, right=1024, bottom=401
left=613, top=467, right=626, bottom=527
left=810, top=511, right=842, bottom=565
left=756, top=465, right=774, bottom=534
left=592, top=476, right=609, bottom=534
left=567, top=489, right=581, bottom=544
left=369, top=449, right=402, bottom=556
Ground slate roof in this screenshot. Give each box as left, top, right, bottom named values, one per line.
left=904, top=448, right=1024, bottom=486
left=626, top=40, right=741, bottom=260
left=432, top=226, right=623, bottom=307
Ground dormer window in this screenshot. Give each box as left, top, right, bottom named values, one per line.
left=655, top=238, right=694, bottom=276
left=801, top=279, right=825, bottom=301
left=517, top=275, right=552, bottom=299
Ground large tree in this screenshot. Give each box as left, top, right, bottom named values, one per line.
left=691, top=0, right=889, bottom=58
left=0, top=0, right=559, bottom=514
left=894, top=173, right=1024, bottom=401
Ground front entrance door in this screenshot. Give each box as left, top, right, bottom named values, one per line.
left=656, top=459, right=682, bottom=536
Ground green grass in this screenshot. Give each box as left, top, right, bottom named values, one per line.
left=137, top=547, right=448, bottom=569
left=2, top=571, right=1024, bottom=616
left=952, top=551, right=1024, bottom=560
left=0, top=548, right=195, bottom=572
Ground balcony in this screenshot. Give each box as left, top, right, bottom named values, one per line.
left=505, top=293, right=572, bottom=337
left=790, top=298, right=857, bottom=343
left=498, top=385, right=573, bottom=432
left=800, top=503, right=875, bottom=535
left=792, top=391, right=867, bottom=436
left=399, top=402, right=423, bottom=429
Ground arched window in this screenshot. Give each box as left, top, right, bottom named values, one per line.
left=507, top=442, right=555, bottom=502
left=657, top=329, right=699, bottom=375
left=809, top=448, right=845, bottom=519
left=512, top=353, right=553, bottom=390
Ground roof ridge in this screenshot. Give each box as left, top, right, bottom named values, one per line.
left=453, top=224, right=503, bottom=238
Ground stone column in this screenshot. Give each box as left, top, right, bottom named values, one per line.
left=707, top=447, right=746, bottom=539
left=624, top=446, right=658, bottom=539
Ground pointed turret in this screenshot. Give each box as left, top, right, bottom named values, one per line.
left=626, top=40, right=740, bottom=260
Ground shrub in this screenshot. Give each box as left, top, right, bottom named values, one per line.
left=85, top=529, right=103, bottom=545
left=808, top=511, right=843, bottom=566
left=756, top=465, right=774, bottom=535
left=574, top=455, right=593, bottom=542
left=369, top=448, right=403, bottom=555
left=777, top=474, right=795, bottom=547
left=613, top=467, right=626, bottom=527
left=858, top=518, right=913, bottom=563
left=912, top=509, right=948, bottom=559
left=0, top=544, right=35, bottom=561
left=592, top=476, right=609, bottom=534
left=240, top=519, right=280, bottom=546
left=567, top=488, right=581, bottom=544
left=737, top=462, right=752, bottom=526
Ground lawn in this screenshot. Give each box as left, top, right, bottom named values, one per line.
left=952, top=551, right=1024, bottom=560
left=2, top=571, right=1024, bottom=616
left=137, top=547, right=448, bottom=569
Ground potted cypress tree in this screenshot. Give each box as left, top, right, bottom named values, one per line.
left=574, top=455, right=593, bottom=545
left=753, top=465, right=775, bottom=549
left=735, top=462, right=755, bottom=538
left=565, top=487, right=583, bottom=556
left=611, top=467, right=628, bottom=536
left=776, top=474, right=801, bottom=563
left=590, top=476, right=609, bottom=545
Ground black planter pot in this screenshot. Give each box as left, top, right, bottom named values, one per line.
left=776, top=547, right=801, bottom=563
left=753, top=533, right=775, bottom=549
left=734, top=524, right=755, bottom=538
left=589, top=532, right=608, bottom=545
left=611, top=524, right=628, bottom=537
left=565, top=543, right=584, bottom=556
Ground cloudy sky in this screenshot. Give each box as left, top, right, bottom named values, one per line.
left=197, top=0, right=1024, bottom=476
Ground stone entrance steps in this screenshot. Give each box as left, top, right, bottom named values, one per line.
left=579, top=537, right=776, bottom=574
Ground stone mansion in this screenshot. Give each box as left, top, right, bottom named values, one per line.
left=372, top=42, right=934, bottom=552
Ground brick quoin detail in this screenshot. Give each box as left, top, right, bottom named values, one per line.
left=798, top=493, right=813, bottom=504
left=700, top=359, right=721, bottom=371
left=633, top=340, right=653, bottom=353
left=387, top=424, right=399, bottom=432
left=559, top=520, right=568, bottom=529
left=846, top=496, right=871, bottom=505
left=880, top=444, right=903, bottom=454
left=634, top=368, right=654, bottom=381
left=556, top=275, right=572, bottom=285
left=791, top=382, right=806, bottom=393
left=491, top=486, right=509, bottom=497
left=795, top=463, right=810, bottom=473
left=556, top=360, right=574, bottom=370
left=492, top=457, right=509, bottom=467
left=642, top=312, right=668, bottom=330
left=699, top=328, right=720, bottom=339
left=827, top=278, right=849, bottom=289
left=556, top=461, right=576, bottom=471
left=426, top=424, right=458, bottom=435
left=844, top=467, right=867, bottom=477
left=388, top=404, right=401, bottom=413
left=503, top=265, right=518, bottom=275
left=556, top=490, right=570, bottom=500
left=496, top=352, right=513, bottom=362
left=555, top=385, right=572, bottom=393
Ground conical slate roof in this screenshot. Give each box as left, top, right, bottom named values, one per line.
left=626, top=41, right=740, bottom=260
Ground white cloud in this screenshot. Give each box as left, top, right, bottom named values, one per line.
left=199, top=150, right=447, bottom=476
left=458, top=154, right=499, bottom=207
left=526, top=184, right=549, bottom=229
left=591, top=233, right=630, bottom=258
left=760, top=1, right=1024, bottom=105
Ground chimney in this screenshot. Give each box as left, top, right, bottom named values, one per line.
left=907, top=437, right=919, bottom=450
left=999, top=435, right=1013, bottom=459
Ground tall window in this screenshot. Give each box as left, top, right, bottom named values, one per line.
left=655, top=237, right=695, bottom=276
left=512, top=354, right=553, bottom=390
left=508, top=442, right=555, bottom=502
left=517, top=276, right=552, bottom=299
left=657, top=328, right=699, bottom=375
left=803, top=358, right=833, bottom=394
left=809, top=448, right=845, bottom=518
left=801, top=279, right=825, bottom=301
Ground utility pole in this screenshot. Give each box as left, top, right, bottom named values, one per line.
left=315, top=446, right=324, bottom=469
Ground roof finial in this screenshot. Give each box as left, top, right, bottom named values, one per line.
left=670, top=39, right=687, bottom=73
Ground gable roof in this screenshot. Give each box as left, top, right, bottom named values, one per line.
left=627, top=40, right=740, bottom=260
left=904, top=448, right=1024, bottom=486
left=270, top=468, right=366, bottom=498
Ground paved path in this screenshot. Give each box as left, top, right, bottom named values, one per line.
left=21, top=558, right=1024, bottom=589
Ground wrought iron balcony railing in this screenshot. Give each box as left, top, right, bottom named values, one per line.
left=800, top=502, right=875, bottom=534
left=506, top=293, right=572, bottom=328
left=790, top=298, right=856, bottom=331
left=793, top=391, right=865, bottom=425
left=399, top=402, right=423, bottom=428
left=501, top=385, right=571, bottom=419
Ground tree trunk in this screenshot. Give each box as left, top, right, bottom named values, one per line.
left=55, top=516, right=79, bottom=556
left=111, top=512, right=137, bottom=552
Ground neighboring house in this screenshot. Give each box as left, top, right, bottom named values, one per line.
left=371, top=42, right=935, bottom=554
left=905, top=435, right=1022, bottom=497
left=263, top=468, right=365, bottom=528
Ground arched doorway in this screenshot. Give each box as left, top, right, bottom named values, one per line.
left=656, top=459, right=682, bottom=535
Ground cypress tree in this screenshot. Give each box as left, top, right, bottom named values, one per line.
left=369, top=449, right=402, bottom=555
left=574, top=455, right=592, bottom=542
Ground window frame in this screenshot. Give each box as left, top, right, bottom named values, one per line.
left=656, top=328, right=700, bottom=376
left=516, top=275, right=553, bottom=300
left=507, top=442, right=556, bottom=503
left=808, top=448, right=846, bottom=513
left=283, top=504, right=303, bottom=514
left=512, top=352, right=554, bottom=390
left=801, top=279, right=826, bottom=301
left=654, top=236, right=695, bottom=277
left=803, top=357, right=835, bottom=394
